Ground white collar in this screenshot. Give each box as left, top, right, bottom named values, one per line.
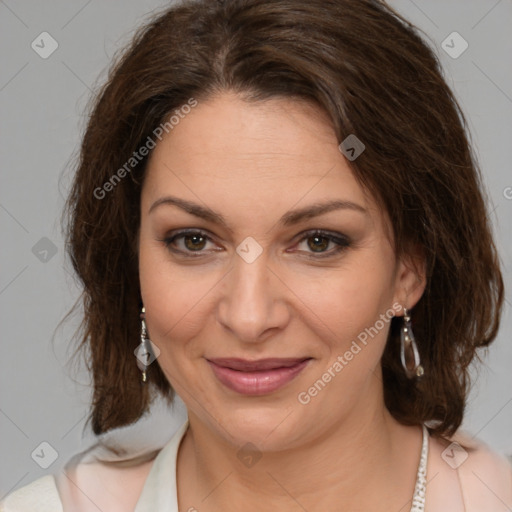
left=134, top=419, right=189, bottom=511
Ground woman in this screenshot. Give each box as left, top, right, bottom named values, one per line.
left=2, top=0, right=511, bottom=510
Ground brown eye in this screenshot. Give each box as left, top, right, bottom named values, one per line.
left=294, top=230, right=351, bottom=258
left=307, top=235, right=330, bottom=252
left=161, top=230, right=217, bottom=256
left=183, top=233, right=207, bottom=251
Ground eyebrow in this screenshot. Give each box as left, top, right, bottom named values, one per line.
left=148, top=195, right=368, bottom=227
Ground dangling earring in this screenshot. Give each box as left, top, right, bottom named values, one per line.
left=135, top=306, right=153, bottom=383
left=400, top=307, right=424, bottom=378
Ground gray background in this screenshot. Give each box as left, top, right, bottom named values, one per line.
left=1, top=0, right=511, bottom=498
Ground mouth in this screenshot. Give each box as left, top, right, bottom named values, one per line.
left=206, top=357, right=312, bottom=395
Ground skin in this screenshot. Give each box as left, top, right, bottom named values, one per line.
left=138, top=91, right=426, bottom=511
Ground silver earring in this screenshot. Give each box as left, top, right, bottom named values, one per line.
left=136, top=306, right=152, bottom=383
left=400, top=307, right=424, bottom=378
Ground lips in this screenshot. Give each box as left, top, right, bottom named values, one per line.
left=207, top=357, right=310, bottom=371
left=206, top=357, right=312, bottom=395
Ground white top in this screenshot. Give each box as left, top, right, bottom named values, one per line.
left=2, top=419, right=512, bottom=511
left=133, top=419, right=189, bottom=511
left=0, top=420, right=189, bottom=512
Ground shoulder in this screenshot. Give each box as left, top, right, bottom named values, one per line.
left=452, top=430, right=512, bottom=510
left=54, top=455, right=157, bottom=512
left=0, top=475, right=62, bottom=512
left=451, top=430, right=512, bottom=471
left=0, top=457, right=157, bottom=512
left=427, top=428, right=512, bottom=512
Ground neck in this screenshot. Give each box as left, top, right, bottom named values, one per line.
left=177, top=392, right=422, bottom=512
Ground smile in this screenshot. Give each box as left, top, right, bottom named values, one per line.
left=206, top=357, right=312, bottom=395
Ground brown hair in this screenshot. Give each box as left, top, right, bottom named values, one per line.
left=64, top=0, right=504, bottom=437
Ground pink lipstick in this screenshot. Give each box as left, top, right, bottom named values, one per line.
left=206, top=357, right=311, bottom=395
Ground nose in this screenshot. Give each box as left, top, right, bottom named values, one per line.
left=216, top=249, right=290, bottom=343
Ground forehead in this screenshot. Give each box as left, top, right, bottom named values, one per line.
left=142, top=92, right=380, bottom=224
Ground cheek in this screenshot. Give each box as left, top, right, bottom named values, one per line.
left=138, top=236, right=220, bottom=355
left=295, top=267, right=396, bottom=408
left=138, top=248, right=205, bottom=387
left=139, top=234, right=184, bottom=339
left=291, top=247, right=396, bottom=339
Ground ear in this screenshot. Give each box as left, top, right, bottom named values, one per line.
left=392, top=244, right=427, bottom=314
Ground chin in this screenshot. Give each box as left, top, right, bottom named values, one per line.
left=206, top=400, right=308, bottom=450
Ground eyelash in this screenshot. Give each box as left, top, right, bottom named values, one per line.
left=159, top=229, right=351, bottom=259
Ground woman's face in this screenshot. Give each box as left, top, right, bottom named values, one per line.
left=139, top=92, right=423, bottom=450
